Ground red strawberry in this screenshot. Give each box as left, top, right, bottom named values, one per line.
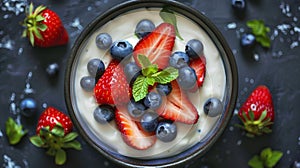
left=22, top=3, right=68, bottom=47
left=36, top=106, right=73, bottom=135
left=31, top=106, right=81, bottom=165
left=115, top=106, right=156, bottom=150
left=94, top=60, right=132, bottom=105
left=189, top=56, right=206, bottom=92
left=238, top=85, right=274, bottom=137
left=157, top=81, right=199, bottom=124
left=133, top=23, right=176, bottom=69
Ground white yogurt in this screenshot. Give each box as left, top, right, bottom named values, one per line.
left=73, top=8, right=226, bottom=159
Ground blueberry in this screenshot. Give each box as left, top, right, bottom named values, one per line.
left=124, top=62, right=141, bottom=85
left=177, top=66, right=197, bottom=90
left=140, top=110, right=159, bottom=132
left=144, top=92, right=162, bottom=110
left=169, top=51, right=190, bottom=69
left=127, top=99, right=146, bottom=118
left=95, top=33, right=112, bottom=50
left=135, top=19, right=155, bottom=39
left=156, top=83, right=172, bottom=96
left=87, top=58, right=105, bottom=77
left=203, top=98, right=223, bottom=117
left=20, top=98, right=37, bottom=117
left=231, top=0, right=246, bottom=11
left=291, top=161, right=300, bottom=168
left=240, top=33, right=256, bottom=48
left=46, top=63, right=59, bottom=76
left=156, top=121, right=177, bottom=142
left=110, top=40, right=133, bottom=61
left=185, top=39, right=204, bottom=59
left=93, top=104, right=115, bottom=124
left=80, top=76, right=96, bottom=92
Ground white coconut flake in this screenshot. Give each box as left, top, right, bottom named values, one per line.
left=1, top=0, right=27, bottom=16
left=226, top=22, right=237, bottom=30
left=71, top=17, right=83, bottom=30
left=0, top=129, right=3, bottom=137
left=290, top=41, right=298, bottom=49
left=0, top=35, right=15, bottom=50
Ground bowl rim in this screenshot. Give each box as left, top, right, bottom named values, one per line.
left=64, top=0, right=238, bottom=167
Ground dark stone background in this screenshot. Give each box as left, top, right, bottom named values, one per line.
left=0, top=0, right=299, bottom=167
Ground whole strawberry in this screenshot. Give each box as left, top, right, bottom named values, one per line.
left=22, top=3, right=68, bottom=47
left=30, top=107, right=81, bottom=165
left=237, top=85, right=274, bottom=137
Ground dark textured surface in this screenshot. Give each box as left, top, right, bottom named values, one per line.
left=1, top=0, right=300, bottom=167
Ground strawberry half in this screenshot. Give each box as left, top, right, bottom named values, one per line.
left=133, top=23, right=176, bottom=69
left=237, top=85, right=274, bottom=137
left=157, top=81, right=199, bottom=124
left=22, top=3, right=68, bottom=47
left=189, top=56, right=206, bottom=92
left=30, top=107, right=81, bottom=165
left=94, top=59, right=132, bottom=106
left=115, top=106, right=156, bottom=150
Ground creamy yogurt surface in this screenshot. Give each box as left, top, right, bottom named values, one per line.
left=72, top=8, right=226, bottom=159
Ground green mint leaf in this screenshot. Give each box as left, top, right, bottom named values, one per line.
left=137, top=54, right=152, bottom=68
left=159, top=7, right=183, bottom=40
left=133, top=75, right=149, bottom=101
left=246, top=19, right=271, bottom=48
left=5, top=117, right=27, bottom=145
left=248, top=155, right=264, bottom=168
left=260, top=148, right=273, bottom=161
left=55, top=149, right=66, bottom=165
left=146, top=77, right=156, bottom=86
left=151, top=66, right=178, bottom=84
left=264, top=150, right=283, bottom=168
left=142, top=64, right=158, bottom=76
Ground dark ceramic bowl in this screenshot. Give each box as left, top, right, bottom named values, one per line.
left=65, top=0, right=238, bottom=167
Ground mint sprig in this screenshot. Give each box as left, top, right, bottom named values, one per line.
left=246, top=19, right=271, bottom=48
left=159, top=7, right=183, bottom=40
left=5, top=117, right=28, bottom=145
left=248, top=147, right=283, bottom=168
left=132, top=55, right=178, bottom=101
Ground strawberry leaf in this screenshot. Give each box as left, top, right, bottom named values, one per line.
left=55, top=149, right=66, bottom=165
left=133, top=75, right=149, bottom=101
left=30, top=135, right=45, bottom=147
left=5, top=117, right=27, bottom=145
left=62, top=140, right=82, bottom=150
left=63, top=132, right=79, bottom=142
left=160, top=7, right=183, bottom=40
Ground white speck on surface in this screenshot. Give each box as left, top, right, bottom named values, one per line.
left=3, top=154, right=21, bottom=168
left=286, top=150, right=291, bottom=155
left=237, top=140, right=242, bottom=146
left=234, top=109, right=239, bottom=115
left=245, top=77, right=249, bottom=83
left=253, top=53, right=260, bottom=62
left=42, top=103, right=48, bottom=109
left=24, top=71, right=34, bottom=94
left=17, top=48, right=23, bottom=56
left=226, top=22, right=237, bottom=30
left=290, top=41, right=298, bottom=49
left=0, top=35, right=15, bottom=50
left=249, top=78, right=255, bottom=84
left=1, top=0, right=27, bottom=15
left=87, top=6, right=92, bottom=11
left=9, top=93, right=17, bottom=115
left=277, top=24, right=291, bottom=35
left=0, top=129, right=3, bottom=137
left=103, top=161, right=109, bottom=166
left=71, top=17, right=83, bottom=30
left=229, top=126, right=234, bottom=131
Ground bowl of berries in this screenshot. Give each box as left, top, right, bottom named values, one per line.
left=65, top=0, right=238, bottom=167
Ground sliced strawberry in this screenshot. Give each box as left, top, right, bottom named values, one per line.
left=189, top=56, right=206, bottom=92
left=238, top=85, right=274, bottom=136
left=94, top=60, right=132, bottom=105
left=157, top=81, right=199, bottom=124
left=133, top=23, right=176, bottom=69
left=115, top=106, right=156, bottom=150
